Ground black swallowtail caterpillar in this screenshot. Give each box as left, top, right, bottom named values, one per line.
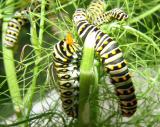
left=86, top=0, right=128, bottom=26
left=86, top=0, right=106, bottom=23
left=3, top=0, right=48, bottom=48
left=3, top=9, right=29, bottom=48
left=73, top=8, right=137, bottom=117
left=93, top=8, right=128, bottom=26
left=53, top=33, right=81, bottom=118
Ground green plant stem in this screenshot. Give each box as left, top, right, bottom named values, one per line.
left=2, top=0, right=23, bottom=120
left=0, top=111, right=65, bottom=127
left=102, top=23, right=160, bottom=53
left=78, top=32, right=96, bottom=127
left=24, top=0, right=47, bottom=120
left=23, top=21, right=39, bottom=117
left=129, top=4, right=160, bottom=24
left=39, top=0, right=46, bottom=46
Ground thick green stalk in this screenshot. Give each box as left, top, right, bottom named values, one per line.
left=78, top=32, right=97, bottom=127
left=2, top=0, right=23, bottom=120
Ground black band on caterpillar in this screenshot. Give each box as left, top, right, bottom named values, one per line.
left=53, top=33, right=81, bottom=118
left=73, top=8, right=137, bottom=117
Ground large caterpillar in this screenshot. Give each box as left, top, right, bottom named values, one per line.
left=86, top=0, right=128, bottom=26
left=3, top=0, right=47, bottom=48
left=52, top=33, right=81, bottom=118
left=73, top=8, right=137, bottom=117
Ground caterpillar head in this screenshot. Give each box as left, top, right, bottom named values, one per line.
left=73, top=8, right=87, bottom=24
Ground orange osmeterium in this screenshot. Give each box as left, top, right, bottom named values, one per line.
left=66, top=33, right=74, bottom=45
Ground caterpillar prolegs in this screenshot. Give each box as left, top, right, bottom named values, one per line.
left=52, top=33, right=81, bottom=118
left=73, top=8, right=137, bottom=117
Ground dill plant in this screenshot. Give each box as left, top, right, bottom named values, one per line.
left=0, top=0, right=160, bottom=127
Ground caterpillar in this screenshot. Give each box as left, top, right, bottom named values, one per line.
left=3, top=0, right=49, bottom=48
left=93, top=8, right=128, bottom=26
left=86, top=0, right=128, bottom=26
left=3, top=9, right=29, bottom=48
left=53, top=33, right=81, bottom=118
left=73, top=8, right=137, bottom=117
left=86, top=0, right=106, bottom=23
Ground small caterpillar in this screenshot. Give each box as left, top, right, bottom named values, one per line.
left=73, top=8, right=137, bottom=117
left=3, top=0, right=49, bottom=48
left=93, top=8, right=128, bottom=26
left=86, top=0, right=128, bottom=26
left=52, top=33, right=81, bottom=118
left=3, top=9, right=29, bottom=48
left=86, top=0, right=106, bottom=23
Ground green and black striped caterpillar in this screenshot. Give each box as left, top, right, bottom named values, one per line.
left=3, top=9, right=29, bottom=48
left=93, top=8, right=128, bottom=26
left=86, top=0, right=106, bottom=23
left=86, top=0, right=128, bottom=26
left=52, top=33, right=81, bottom=118
left=73, top=8, right=137, bottom=117
left=3, top=0, right=47, bottom=48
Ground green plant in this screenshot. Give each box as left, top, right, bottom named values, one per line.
left=0, top=0, right=160, bottom=127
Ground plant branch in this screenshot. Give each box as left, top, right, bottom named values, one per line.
left=129, top=4, right=160, bottom=24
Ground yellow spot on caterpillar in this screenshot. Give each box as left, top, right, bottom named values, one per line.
left=79, top=28, right=82, bottom=32
left=97, top=36, right=101, bottom=39
left=105, top=54, right=108, bottom=58
left=98, top=47, right=103, bottom=51
left=63, top=47, right=66, bottom=51
left=66, top=33, right=74, bottom=45
left=96, top=52, right=99, bottom=55
left=104, top=41, right=108, bottom=44
left=69, top=46, right=74, bottom=53
left=122, top=76, right=127, bottom=80
left=108, top=65, right=114, bottom=70
left=63, top=59, right=67, bottom=62
left=112, top=50, right=116, bottom=55
left=55, top=63, right=59, bottom=66
left=63, top=65, right=67, bottom=67
left=118, top=64, right=122, bottom=68
left=67, top=52, right=72, bottom=57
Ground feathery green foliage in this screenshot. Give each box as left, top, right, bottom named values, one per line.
left=0, top=0, right=160, bottom=126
